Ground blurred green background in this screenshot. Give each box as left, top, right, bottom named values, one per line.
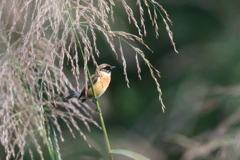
left=1, top=0, right=240, bottom=160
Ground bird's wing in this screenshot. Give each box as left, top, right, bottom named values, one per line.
left=79, top=73, right=99, bottom=98
left=65, top=92, right=80, bottom=99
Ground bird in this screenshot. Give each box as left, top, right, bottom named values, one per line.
left=65, top=63, right=115, bottom=103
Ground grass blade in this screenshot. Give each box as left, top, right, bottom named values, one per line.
left=111, top=149, right=151, bottom=160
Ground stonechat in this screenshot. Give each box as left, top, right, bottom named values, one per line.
left=66, top=63, right=115, bottom=103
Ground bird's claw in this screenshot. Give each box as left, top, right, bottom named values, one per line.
left=92, top=98, right=98, bottom=104
left=95, top=108, right=102, bottom=114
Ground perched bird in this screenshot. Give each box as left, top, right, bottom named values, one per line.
left=66, top=63, right=115, bottom=103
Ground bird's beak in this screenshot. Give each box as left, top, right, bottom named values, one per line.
left=111, top=66, right=116, bottom=69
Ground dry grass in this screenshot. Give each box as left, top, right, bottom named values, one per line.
left=0, top=0, right=177, bottom=159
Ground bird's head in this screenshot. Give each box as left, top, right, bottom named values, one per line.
left=97, top=63, right=116, bottom=74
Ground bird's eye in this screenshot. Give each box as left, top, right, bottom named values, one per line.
left=104, top=66, right=111, bottom=70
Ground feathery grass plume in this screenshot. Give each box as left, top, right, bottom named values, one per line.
left=0, top=0, right=176, bottom=159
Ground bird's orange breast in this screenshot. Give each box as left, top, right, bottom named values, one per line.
left=85, top=73, right=111, bottom=99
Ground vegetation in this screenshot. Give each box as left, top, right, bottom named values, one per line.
left=2, top=0, right=238, bottom=160
left=0, top=0, right=176, bottom=159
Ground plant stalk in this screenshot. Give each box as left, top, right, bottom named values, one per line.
left=86, top=68, right=114, bottom=160
left=67, top=11, right=114, bottom=160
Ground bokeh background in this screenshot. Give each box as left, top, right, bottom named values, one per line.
left=1, top=0, right=240, bottom=160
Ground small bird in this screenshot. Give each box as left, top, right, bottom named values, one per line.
left=66, top=63, right=115, bottom=103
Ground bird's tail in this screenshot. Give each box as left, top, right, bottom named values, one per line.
left=65, top=92, right=81, bottom=100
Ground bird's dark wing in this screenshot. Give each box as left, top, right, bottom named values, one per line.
left=65, top=93, right=75, bottom=99
left=65, top=92, right=80, bottom=100
left=78, top=73, right=99, bottom=98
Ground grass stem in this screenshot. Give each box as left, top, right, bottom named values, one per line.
left=68, top=11, right=114, bottom=160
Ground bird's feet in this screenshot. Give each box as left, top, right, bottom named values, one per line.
left=92, top=98, right=98, bottom=104
left=95, top=108, right=102, bottom=114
